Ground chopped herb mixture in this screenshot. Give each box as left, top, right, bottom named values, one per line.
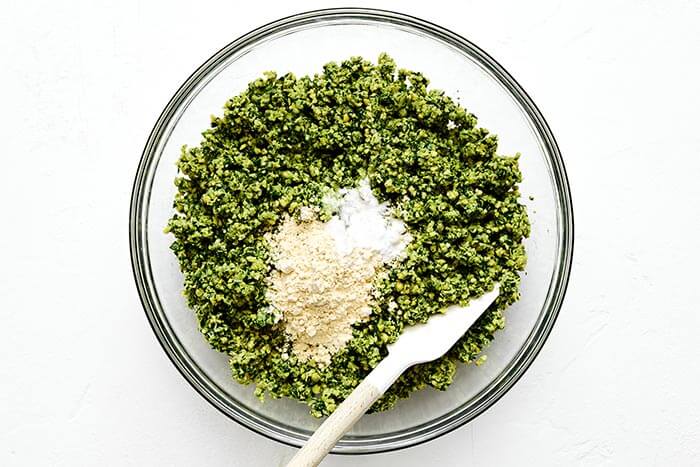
left=166, top=54, right=530, bottom=417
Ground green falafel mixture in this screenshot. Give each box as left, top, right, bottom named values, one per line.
left=166, top=54, right=530, bottom=417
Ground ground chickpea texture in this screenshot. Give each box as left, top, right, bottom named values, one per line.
left=166, top=54, right=530, bottom=417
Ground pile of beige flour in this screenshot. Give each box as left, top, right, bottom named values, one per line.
left=266, top=179, right=410, bottom=366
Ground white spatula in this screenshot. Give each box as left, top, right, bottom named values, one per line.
left=287, top=283, right=500, bottom=467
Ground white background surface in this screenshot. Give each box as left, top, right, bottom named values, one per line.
left=1, top=1, right=699, bottom=465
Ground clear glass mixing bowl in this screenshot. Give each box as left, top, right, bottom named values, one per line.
left=130, top=8, right=574, bottom=454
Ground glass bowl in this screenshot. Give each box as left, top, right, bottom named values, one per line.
left=130, top=8, right=573, bottom=454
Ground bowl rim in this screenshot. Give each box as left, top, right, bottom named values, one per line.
left=129, top=7, right=574, bottom=455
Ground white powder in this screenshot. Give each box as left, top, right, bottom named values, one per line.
left=324, top=178, right=411, bottom=263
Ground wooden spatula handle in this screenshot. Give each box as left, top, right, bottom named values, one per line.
left=286, top=379, right=382, bottom=467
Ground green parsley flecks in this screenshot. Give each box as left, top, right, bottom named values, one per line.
left=165, top=54, right=530, bottom=417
